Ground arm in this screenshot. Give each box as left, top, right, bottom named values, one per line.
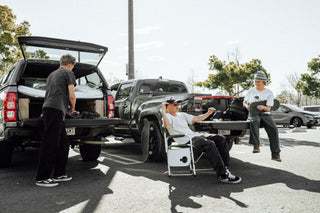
left=192, top=107, right=215, bottom=122
left=243, top=100, right=250, bottom=111
left=257, top=105, right=271, bottom=112
left=161, top=102, right=172, bottom=130
left=68, top=84, right=76, bottom=115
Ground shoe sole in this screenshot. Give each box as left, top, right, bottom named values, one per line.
left=35, top=183, right=59, bottom=187
left=253, top=149, right=260, bottom=153
left=220, top=177, right=242, bottom=184
left=52, top=177, right=72, bottom=182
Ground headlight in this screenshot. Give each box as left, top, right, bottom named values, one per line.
left=303, top=113, right=314, bottom=119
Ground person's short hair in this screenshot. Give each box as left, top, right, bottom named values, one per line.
left=60, top=54, right=76, bottom=66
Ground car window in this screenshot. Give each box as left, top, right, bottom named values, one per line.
left=23, top=77, right=47, bottom=89
left=140, top=82, right=187, bottom=95
left=276, top=106, right=287, bottom=112
left=77, top=72, right=102, bottom=88
left=116, top=83, right=133, bottom=101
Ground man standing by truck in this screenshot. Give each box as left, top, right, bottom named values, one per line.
left=35, top=54, right=76, bottom=187
left=243, top=70, right=281, bottom=162
left=162, top=97, right=242, bottom=184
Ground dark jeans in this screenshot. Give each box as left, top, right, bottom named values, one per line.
left=36, top=107, right=70, bottom=181
left=192, top=135, right=229, bottom=176
left=248, top=113, right=281, bottom=158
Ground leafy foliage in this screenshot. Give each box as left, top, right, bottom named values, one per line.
left=0, top=5, right=31, bottom=74
left=196, top=54, right=270, bottom=96
left=296, top=55, right=320, bottom=98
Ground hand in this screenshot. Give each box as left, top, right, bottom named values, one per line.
left=207, top=107, right=216, bottom=115
left=161, top=102, right=168, bottom=113
left=257, top=105, right=265, bottom=111
left=68, top=107, right=75, bottom=115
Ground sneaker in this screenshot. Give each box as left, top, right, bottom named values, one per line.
left=253, top=144, right=260, bottom=153
left=35, top=178, right=59, bottom=187
left=272, top=155, right=282, bottom=162
left=52, top=175, right=72, bottom=182
left=219, top=169, right=242, bottom=184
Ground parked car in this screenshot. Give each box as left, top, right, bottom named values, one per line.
left=271, top=104, right=318, bottom=128
left=0, top=36, right=121, bottom=167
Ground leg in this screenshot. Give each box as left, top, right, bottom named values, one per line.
left=206, top=135, right=230, bottom=166
left=248, top=114, right=261, bottom=146
left=53, top=120, right=70, bottom=177
left=36, top=108, right=63, bottom=181
left=260, top=114, right=281, bottom=158
left=192, top=136, right=226, bottom=176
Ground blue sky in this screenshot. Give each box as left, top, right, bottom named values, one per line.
left=2, top=0, right=320, bottom=95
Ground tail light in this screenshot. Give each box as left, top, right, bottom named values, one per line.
left=3, top=93, right=17, bottom=122
left=194, top=96, right=202, bottom=112
left=107, top=95, right=115, bottom=118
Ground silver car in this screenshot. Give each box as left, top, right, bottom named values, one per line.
left=271, top=104, right=318, bottom=128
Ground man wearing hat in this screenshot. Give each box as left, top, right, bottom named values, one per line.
left=162, top=97, right=242, bottom=184
left=243, top=71, right=281, bottom=162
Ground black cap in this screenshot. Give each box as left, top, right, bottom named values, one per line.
left=166, top=97, right=182, bottom=104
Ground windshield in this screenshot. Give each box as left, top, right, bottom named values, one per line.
left=21, top=45, right=103, bottom=66
left=286, top=104, right=303, bottom=112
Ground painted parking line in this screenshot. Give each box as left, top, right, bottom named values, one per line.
left=99, top=150, right=144, bottom=165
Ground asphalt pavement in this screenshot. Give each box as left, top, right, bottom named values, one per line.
left=0, top=126, right=319, bottom=213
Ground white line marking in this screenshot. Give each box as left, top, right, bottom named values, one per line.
left=100, top=150, right=144, bottom=165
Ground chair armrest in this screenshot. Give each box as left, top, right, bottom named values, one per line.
left=168, top=134, right=185, bottom=139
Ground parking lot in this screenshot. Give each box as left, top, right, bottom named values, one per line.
left=0, top=127, right=319, bottom=213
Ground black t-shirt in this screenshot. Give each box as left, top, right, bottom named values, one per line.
left=43, top=67, right=76, bottom=115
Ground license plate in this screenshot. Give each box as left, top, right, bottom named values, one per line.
left=66, top=127, right=75, bottom=135
left=218, top=129, right=230, bottom=135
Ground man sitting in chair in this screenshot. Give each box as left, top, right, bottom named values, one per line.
left=161, top=97, right=241, bottom=184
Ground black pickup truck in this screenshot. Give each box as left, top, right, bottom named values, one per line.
left=0, top=36, right=121, bottom=167
left=111, top=78, right=250, bottom=161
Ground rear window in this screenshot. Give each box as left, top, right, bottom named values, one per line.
left=139, top=82, right=187, bottom=95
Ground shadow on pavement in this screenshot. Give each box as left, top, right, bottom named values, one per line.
left=1, top=140, right=319, bottom=213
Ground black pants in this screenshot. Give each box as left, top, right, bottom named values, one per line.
left=36, top=107, right=70, bottom=181
left=192, top=135, right=229, bottom=176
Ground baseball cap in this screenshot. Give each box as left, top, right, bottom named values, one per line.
left=166, top=97, right=182, bottom=104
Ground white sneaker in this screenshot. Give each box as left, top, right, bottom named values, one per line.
left=35, top=178, right=59, bottom=187
left=219, top=169, right=242, bottom=184
left=52, top=175, right=72, bottom=182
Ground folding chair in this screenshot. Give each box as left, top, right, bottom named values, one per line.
left=163, top=127, right=211, bottom=177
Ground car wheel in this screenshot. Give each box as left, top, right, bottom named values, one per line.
left=0, top=141, right=13, bottom=167
left=307, top=124, right=313, bottom=129
left=291, top=117, right=302, bottom=127
left=79, top=143, right=102, bottom=161
left=141, top=119, right=164, bottom=161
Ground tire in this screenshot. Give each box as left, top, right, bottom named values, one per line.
left=141, top=120, right=164, bottom=161
left=79, top=143, right=102, bottom=161
left=291, top=117, right=302, bottom=127
left=307, top=124, right=313, bottom=129
left=226, top=138, right=233, bottom=151
left=0, top=141, right=13, bottom=168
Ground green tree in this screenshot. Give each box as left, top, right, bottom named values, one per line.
left=0, top=5, right=31, bottom=74
left=296, top=55, right=320, bottom=99
left=195, top=54, right=270, bottom=96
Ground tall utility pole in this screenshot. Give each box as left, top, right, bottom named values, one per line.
left=128, top=0, right=135, bottom=80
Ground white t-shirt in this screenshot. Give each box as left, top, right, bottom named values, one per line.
left=165, top=112, right=201, bottom=144
left=244, top=87, right=274, bottom=106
